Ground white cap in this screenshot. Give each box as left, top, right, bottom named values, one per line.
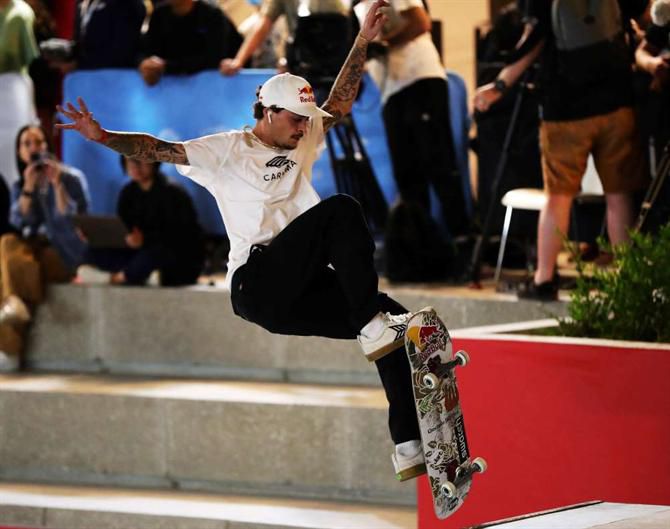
left=258, top=73, right=332, bottom=119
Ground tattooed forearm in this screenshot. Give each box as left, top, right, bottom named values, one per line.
left=322, top=34, right=369, bottom=130
left=102, top=132, right=189, bottom=165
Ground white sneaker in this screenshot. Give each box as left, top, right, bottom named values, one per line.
left=392, top=439, right=426, bottom=481
left=0, top=295, right=31, bottom=325
left=0, top=351, right=19, bottom=373
left=76, top=265, right=111, bottom=285
left=358, top=312, right=412, bottom=361
left=147, top=270, right=161, bottom=287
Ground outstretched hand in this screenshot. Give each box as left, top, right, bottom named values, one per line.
left=55, top=97, right=106, bottom=142
left=359, top=0, right=389, bottom=42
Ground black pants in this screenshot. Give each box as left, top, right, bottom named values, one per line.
left=383, top=77, right=469, bottom=237
left=231, top=195, right=420, bottom=443
left=86, top=244, right=201, bottom=286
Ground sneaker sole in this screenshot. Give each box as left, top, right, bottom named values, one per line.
left=364, top=336, right=405, bottom=362
left=395, top=462, right=428, bottom=482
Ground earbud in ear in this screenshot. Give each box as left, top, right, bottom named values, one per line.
left=268, top=112, right=273, bottom=124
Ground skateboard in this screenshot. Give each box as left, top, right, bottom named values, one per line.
left=404, top=307, right=486, bottom=519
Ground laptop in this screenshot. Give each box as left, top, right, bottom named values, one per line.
left=72, top=215, right=129, bottom=249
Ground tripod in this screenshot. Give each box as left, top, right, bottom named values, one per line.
left=306, top=79, right=388, bottom=236
left=467, top=69, right=536, bottom=286
left=635, top=138, right=670, bottom=233
left=286, top=11, right=389, bottom=235
left=324, top=113, right=388, bottom=234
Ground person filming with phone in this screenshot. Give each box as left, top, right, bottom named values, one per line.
left=0, top=124, right=89, bottom=372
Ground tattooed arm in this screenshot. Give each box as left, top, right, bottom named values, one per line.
left=321, top=0, right=388, bottom=131
left=99, top=131, right=187, bottom=165
left=56, top=97, right=189, bottom=165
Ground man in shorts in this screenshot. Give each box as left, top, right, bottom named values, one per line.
left=474, top=0, right=647, bottom=301
left=57, top=0, right=427, bottom=482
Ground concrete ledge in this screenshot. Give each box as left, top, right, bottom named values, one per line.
left=26, top=284, right=566, bottom=385
left=0, top=482, right=415, bottom=529
left=473, top=502, right=670, bottom=529
left=0, top=374, right=414, bottom=506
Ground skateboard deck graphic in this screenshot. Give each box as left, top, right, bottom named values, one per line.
left=404, top=307, right=486, bottom=519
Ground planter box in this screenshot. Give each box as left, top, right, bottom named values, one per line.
left=417, top=321, right=670, bottom=529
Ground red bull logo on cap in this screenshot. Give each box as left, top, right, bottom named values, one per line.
left=298, top=85, right=316, bottom=103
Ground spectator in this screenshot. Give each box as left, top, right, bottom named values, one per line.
left=220, top=0, right=348, bottom=76
left=72, top=0, right=146, bottom=70
left=0, top=124, right=89, bottom=372
left=634, top=0, right=670, bottom=229
left=140, top=0, right=242, bottom=86
left=216, top=0, right=289, bottom=69
left=39, top=1, right=146, bottom=74
left=79, top=156, right=205, bottom=286
left=474, top=0, right=648, bottom=301
left=0, top=175, right=11, bottom=238
left=354, top=0, right=469, bottom=240
left=24, top=0, right=61, bottom=143
left=636, top=1, right=670, bottom=161
left=0, top=0, right=39, bottom=187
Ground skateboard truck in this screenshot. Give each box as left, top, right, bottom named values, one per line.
left=441, top=457, right=488, bottom=498
left=422, top=350, right=470, bottom=390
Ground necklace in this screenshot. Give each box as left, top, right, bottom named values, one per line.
left=243, top=126, right=283, bottom=151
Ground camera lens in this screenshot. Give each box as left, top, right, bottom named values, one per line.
left=30, top=152, right=46, bottom=167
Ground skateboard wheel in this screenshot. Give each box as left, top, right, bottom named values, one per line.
left=422, top=372, right=440, bottom=390
left=455, top=350, right=470, bottom=366
left=472, top=457, right=487, bottom=473
left=441, top=481, right=457, bottom=498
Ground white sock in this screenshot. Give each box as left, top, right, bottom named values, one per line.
left=360, top=312, right=385, bottom=340
left=396, top=439, right=422, bottom=458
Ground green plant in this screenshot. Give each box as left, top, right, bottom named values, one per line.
left=558, top=222, right=670, bottom=342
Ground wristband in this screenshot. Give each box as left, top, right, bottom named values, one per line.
left=357, top=33, right=370, bottom=43
left=21, top=190, right=34, bottom=198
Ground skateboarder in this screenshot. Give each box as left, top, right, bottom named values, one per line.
left=58, top=0, right=425, bottom=480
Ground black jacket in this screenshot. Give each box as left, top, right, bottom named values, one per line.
left=511, top=0, right=648, bottom=121
left=117, top=173, right=204, bottom=256
left=142, top=0, right=242, bottom=74
left=74, top=0, right=146, bottom=69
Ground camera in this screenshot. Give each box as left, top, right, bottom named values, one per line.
left=30, top=152, right=49, bottom=169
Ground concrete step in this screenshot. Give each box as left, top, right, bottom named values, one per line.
left=0, top=482, right=415, bottom=529
left=0, top=373, right=415, bottom=506
left=26, top=284, right=565, bottom=385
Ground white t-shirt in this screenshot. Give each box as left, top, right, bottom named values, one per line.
left=176, top=118, right=325, bottom=289
left=355, top=0, right=445, bottom=104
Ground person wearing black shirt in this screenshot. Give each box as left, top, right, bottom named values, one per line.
left=636, top=20, right=670, bottom=158
left=139, top=0, right=242, bottom=86
left=74, top=0, right=146, bottom=70
left=474, top=0, right=648, bottom=301
left=84, top=156, right=205, bottom=286
left=635, top=3, right=670, bottom=230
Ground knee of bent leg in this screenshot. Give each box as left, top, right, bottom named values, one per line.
left=0, top=234, right=21, bottom=255
left=324, top=194, right=362, bottom=217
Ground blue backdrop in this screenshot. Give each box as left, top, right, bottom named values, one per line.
left=61, top=69, right=471, bottom=235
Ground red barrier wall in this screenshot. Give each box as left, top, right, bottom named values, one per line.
left=418, top=335, right=670, bottom=528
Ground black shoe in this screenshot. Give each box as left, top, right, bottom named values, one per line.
left=517, top=277, right=559, bottom=301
